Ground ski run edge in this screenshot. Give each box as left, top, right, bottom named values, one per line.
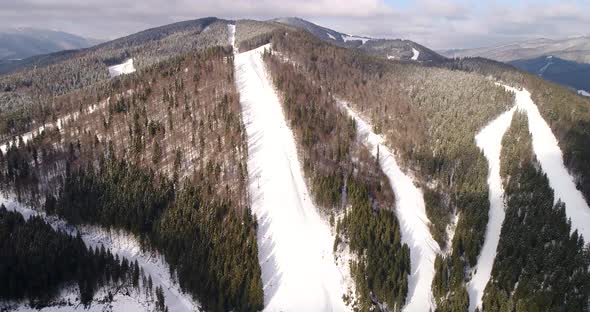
left=231, top=25, right=351, bottom=311
left=338, top=99, right=441, bottom=312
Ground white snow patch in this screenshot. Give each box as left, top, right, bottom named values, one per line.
left=108, top=59, right=136, bottom=78
left=387, top=55, right=398, bottom=60
left=467, top=106, right=517, bottom=312
left=578, top=89, right=590, bottom=97
left=235, top=45, right=350, bottom=311
left=501, top=85, right=590, bottom=242
left=327, top=33, right=336, bottom=40
left=444, top=212, right=460, bottom=255
left=342, top=35, right=370, bottom=44
left=9, top=285, right=151, bottom=312
left=0, top=193, right=200, bottom=312
left=539, top=59, right=553, bottom=75
left=338, top=100, right=441, bottom=312
left=411, top=48, right=420, bottom=61
left=228, top=24, right=236, bottom=52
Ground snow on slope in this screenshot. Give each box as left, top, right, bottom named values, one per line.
left=467, top=106, right=517, bottom=312
left=234, top=44, right=350, bottom=311
left=578, top=89, right=590, bottom=97
left=468, top=84, right=590, bottom=310
left=0, top=193, right=199, bottom=312
left=342, top=35, right=370, bottom=44
left=501, top=85, right=590, bottom=241
left=538, top=56, right=553, bottom=75
left=411, top=48, right=420, bottom=61
left=228, top=24, right=236, bottom=52
left=10, top=286, right=148, bottom=312
left=108, top=59, right=136, bottom=78
left=338, top=100, right=441, bottom=312
left=0, top=97, right=111, bottom=153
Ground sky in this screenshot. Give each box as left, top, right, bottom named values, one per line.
left=1, top=0, right=589, bottom=49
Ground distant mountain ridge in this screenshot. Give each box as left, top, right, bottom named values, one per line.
left=440, top=36, right=590, bottom=63
left=272, top=17, right=446, bottom=63
left=0, top=27, right=101, bottom=60
left=509, top=55, right=590, bottom=92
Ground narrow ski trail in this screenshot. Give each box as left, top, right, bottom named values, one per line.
left=467, top=107, right=517, bottom=312
left=501, top=85, right=590, bottom=241
left=0, top=194, right=199, bottom=312
left=231, top=26, right=349, bottom=311
left=338, top=100, right=441, bottom=312
left=468, top=84, right=590, bottom=311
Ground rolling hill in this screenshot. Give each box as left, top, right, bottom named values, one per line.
left=0, top=17, right=589, bottom=312
left=0, top=27, right=101, bottom=60
left=440, top=36, right=590, bottom=63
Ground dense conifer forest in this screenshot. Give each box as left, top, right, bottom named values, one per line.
left=0, top=45, right=263, bottom=311
left=0, top=207, right=167, bottom=310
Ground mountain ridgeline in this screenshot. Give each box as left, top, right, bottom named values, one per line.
left=0, top=16, right=589, bottom=312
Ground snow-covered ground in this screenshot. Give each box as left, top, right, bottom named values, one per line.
left=578, top=89, right=590, bottom=97
left=467, top=84, right=590, bottom=311
left=108, top=59, right=136, bottom=78
left=338, top=100, right=441, bottom=312
left=467, top=106, right=517, bottom=312
left=0, top=193, right=199, bottom=312
left=411, top=48, right=420, bottom=61
left=342, top=35, right=370, bottom=44
left=228, top=24, right=236, bottom=52
left=234, top=42, right=350, bottom=311
left=9, top=285, right=150, bottom=312
left=502, top=85, right=590, bottom=242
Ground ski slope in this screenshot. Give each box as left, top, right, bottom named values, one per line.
left=342, top=35, right=370, bottom=44
left=108, top=59, right=136, bottom=77
left=234, top=43, right=350, bottom=311
left=411, top=48, right=420, bottom=61
left=502, top=85, right=590, bottom=242
left=468, top=84, right=590, bottom=310
left=338, top=100, right=441, bottom=312
left=467, top=106, right=517, bottom=312
left=0, top=194, right=199, bottom=312
left=228, top=24, right=236, bottom=51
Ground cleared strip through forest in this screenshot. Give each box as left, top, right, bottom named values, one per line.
left=500, top=85, right=590, bottom=242
left=338, top=99, right=440, bottom=312
left=232, top=28, right=349, bottom=311
left=467, top=106, right=516, bottom=312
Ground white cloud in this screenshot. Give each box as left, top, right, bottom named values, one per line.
left=0, top=0, right=588, bottom=49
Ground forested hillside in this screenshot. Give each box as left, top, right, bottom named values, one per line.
left=482, top=112, right=590, bottom=311
left=0, top=18, right=230, bottom=141
left=0, top=43, right=263, bottom=311
left=264, top=49, right=410, bottom=310
left=0, top=207, right=167, bottom=310
left=441, top=57, right=590, bottom=210
left=262, top=29, right=518, bottom=309
left=1, top=16, right=590, bottom=312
